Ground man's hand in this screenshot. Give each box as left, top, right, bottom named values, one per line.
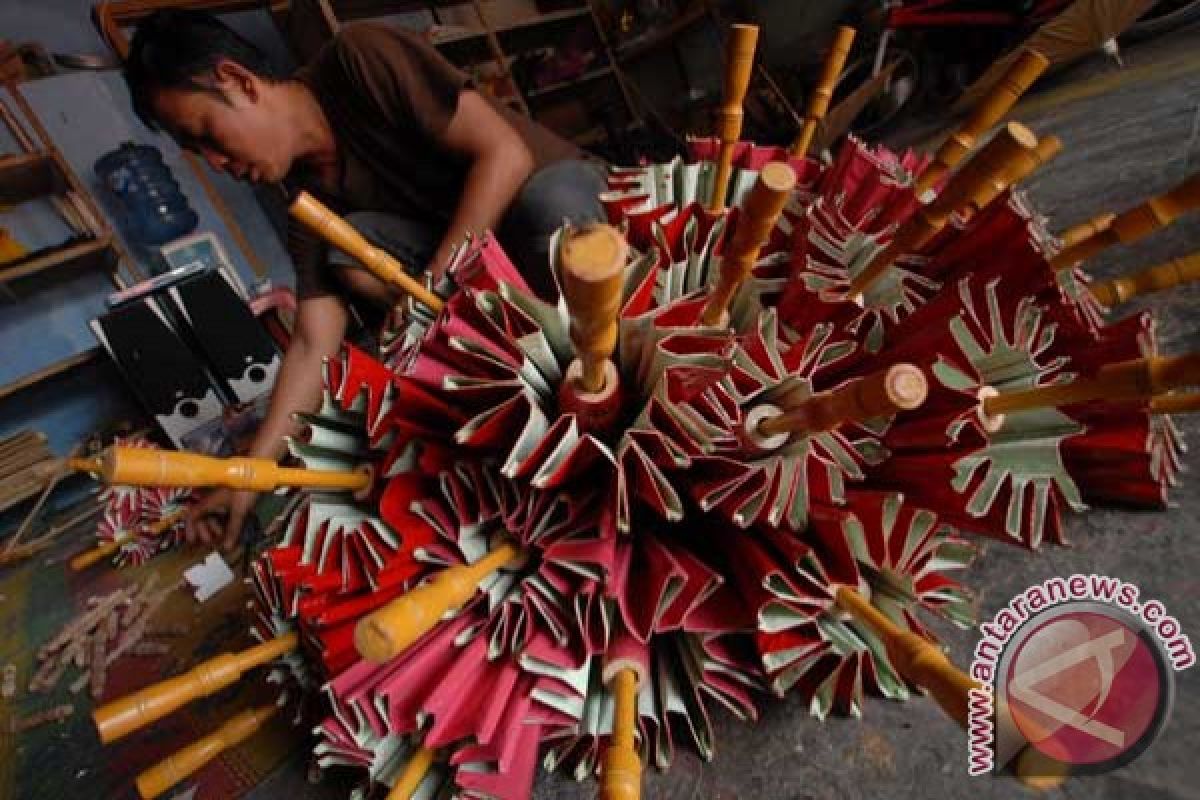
left=184, top=487, right=257, bottom=552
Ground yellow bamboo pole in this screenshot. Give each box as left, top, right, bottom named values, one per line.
left=1151, top=391, right=1200, bottom=414
left=915, top=49, right=1050, bottom=195
left=69, top=507, right=186, bottom=572
left=93, top=633, right=298, bottom=744
left=789, top=26, right=856, bottom=158
left=599, top=668, right=641, bottom=800
left=385, top=745, right=436, bottom=800
left=355, top=542, right=521, bottom=664
left=135, top=706, right=277, bottom=799
left=757, top=363, right=928, bottom=439
left=1090, top=251, right=1200, bottom=307
left=289, top=192, right=444, bottom=312
left=709, top=24, right=759, bottom=212
left=1059, top=212, right=1115, bottom=249
left=559, top=224, right=627, bottom=393
left=963, top=133, right=1062, bottom=219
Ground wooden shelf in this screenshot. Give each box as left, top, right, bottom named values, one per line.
left=0, top=348, right=99, bottom=403
left=0, top=235, right=114, bottom=285
left=615, top=6, right=709, bottom=64
left=433, top=6, right=590, bottom=45
left=526, top=65, right=614, bottom=99
left=0, top=152, right=64, bottom=206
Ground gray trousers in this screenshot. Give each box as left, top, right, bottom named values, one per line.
left=328, top=159, right=608, bottom=300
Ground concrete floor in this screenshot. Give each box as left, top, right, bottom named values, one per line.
left=254, top=23, right=1200, bottom=800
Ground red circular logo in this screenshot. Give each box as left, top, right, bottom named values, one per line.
left=1000, top=604, right=1172, bottom=772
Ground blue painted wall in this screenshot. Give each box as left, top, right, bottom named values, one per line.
left=0, top=2, right=297, bottom=461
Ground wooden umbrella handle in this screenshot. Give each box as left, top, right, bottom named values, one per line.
left=789, top=26, right=857, bottom=158
left=289, top=191, right=444, bottom=312
left=836, top=587, right=980, bottom=727
left=386, top=745, right=436, bottom=800
left=93, top=633, right=297, bottom=744
left=559, top=224, right=627, bottom=393
left=69, top=508, right=187, bottom=572
left=1090, top=251, right=1200, bottom=307
left=135, top=705, right=277, bottom=799
left=1059, top=212, right=1115, bottom=249
left=966, top=133, right=1062, bottom=217
left=94, top=446, right=370, bottom=493
left=599, top=633, right=648, bottom=800
left=1051, top=172, right=1200, bottom=269
left=849, top=123, right=1038, bottom=299
left=355, top=541, right=521, bottom=663
left=983, top=352, right=1200, bottom=417
left=701, top=162, right=797, bottom=326
left=1152, top=391, right=1200, bottom=414
left=916, top=49, right=1049, bottom=195
left=709, top=24, right=759, bottom=212
left=756, top=363, right=927, bottom=440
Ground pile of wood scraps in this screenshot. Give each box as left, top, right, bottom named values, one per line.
left=0, top=430, right=60, bottom=515
left=28, top=574, right=181, bottom=701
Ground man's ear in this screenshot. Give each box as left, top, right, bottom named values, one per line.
left=212, top=58, right=260, bottom=103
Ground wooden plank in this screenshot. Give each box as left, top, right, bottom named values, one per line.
left=0, top=153, right=64, bottom=206
left=0, top=350, right=100, bottom=403
left=0, top=236, right=114, bottom=285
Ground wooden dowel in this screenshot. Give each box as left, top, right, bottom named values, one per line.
left=1151, top=391, right=1200, bottom=414
left=789, top=26, right=856, bottom=158
left=69, top=507, right=187, bottom=573
left=1090, top=251, right=1200, bottom=307
left=91, top=446, right=370, bottom=493
left=1059, top=212, right=1115, bottom=249
left=355, top=542, right=521, bottom=664
left=983, top=352, right=1200, bottom=418
left=915, top=48, right=1049, bottom=195
left=701, top=162, right=797, bottom=326
left=600, top=668, right=641, bottom=800
left=289, top=192, right=444, bottom=312
left=709, top=24, right=759, bottom=212
left=92, top=633, right=297, bottom=744
left=558, top=224, right=627, bottom=393
left=849, top=122, right=1038, bottom=299
left=965, top=133, right=1062, bottom=217
left=386, top=745, right=436, bottom=800
left=836, top=586, right=980, bottom=726
left=135, top=706, right=277, bottom=800
left=1051, top=172, right=1200, bottom=270
left=757, top=363, right=927, bottom=439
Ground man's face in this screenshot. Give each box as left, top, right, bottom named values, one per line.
left=150, top=61, right=295, bottom=184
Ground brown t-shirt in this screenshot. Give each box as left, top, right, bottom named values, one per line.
left=288, top=22, right=581, bottom=298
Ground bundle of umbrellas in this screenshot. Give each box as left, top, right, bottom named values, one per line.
left=78, top=23, right=1200, bottom=800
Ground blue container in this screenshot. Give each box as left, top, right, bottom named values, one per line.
left=94, top=142, right=199, bottom=246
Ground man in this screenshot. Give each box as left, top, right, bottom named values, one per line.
left=124, top=10, right=607, bottom=549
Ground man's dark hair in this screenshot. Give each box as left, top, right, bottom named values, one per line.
left=125, top=9, right=280, bottom=130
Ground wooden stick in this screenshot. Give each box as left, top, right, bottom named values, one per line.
left=849, top=122, right=1038, bottom=299
left=6, top=444, right=80, bottom=554
left=836, top=586, right=980, bottom=726
left=92, top=633, right=297, bottom=744
left=355, top=542, right=521, bottom=664
left=70, top=507, right=187, bottom=573
left=964, top=133, right=1062, bottom=218
left=1090, top=251, right=1200, bottom=307
left=385, top=745, right=436, bottom=800
left=1152, top=392, right=1200, bottom=414
left=558, top=224, right=627, bottom=393
left=1059, top=212, right=1115, bottom=249
left=983, top=352, right=1200, bottom=418
left=709, top=24, right=759, bottom=212
left=89, top=446, right=370, bottom=493
left=756, top=363, right=927, bottom=440
left=289, top=192, right=444, bottom=312
left=789, top=26, right=856, bottom=158
left=1051, top=172, right=1200, bottom=270
left=701, top=162, right=797, bottom=326
left=135, top=706, right=277, bottom=800
left=915, top=49, right=1049, bottom=195
left=599, top=632, right=647, bottom=800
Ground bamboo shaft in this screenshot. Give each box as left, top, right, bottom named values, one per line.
left=70, top=507, right=186, bottom=572
left=355, top=542, right=521, bottom=664
left=135, top=706, right=277, bottom=799
left=789, top=26, right=856, bottom=158
left=965, top=133, right=1062, bottom=217
left=289, top=192, right=444, bottom=312
left=709, top=24, right=759, bottom=212
left=849, top=123, right=1038, bottom=299
left=836, top=586, right=980, bottom=727
left=1051, top=172, right=1200, bottom=270
left=558, top=224, right=627, bottom=393
left=984, top=353, right=1200, bottom=416
left=600, top=667, right=641, bottom=800
left=757, top=363, right=927, bottom=438
left=93, top=633, right=298, bottom=744
left=701, top=162, right=797, bottom=326
left=915, top=49, right=1049, bottom=195
left=1059, top=212, right=1115, bottom=249
left=93, top=446, right=370, bottom=493
left=386, top=745, right=436, bottom=800
left=1152, top=391, right=1200, bottom=414
left=1090, top=251, right=1200, bottom=307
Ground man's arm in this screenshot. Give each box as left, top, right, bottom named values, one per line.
left=426, top=90, right=535, bottom=278
left=184, top=294, right=349, bottom=549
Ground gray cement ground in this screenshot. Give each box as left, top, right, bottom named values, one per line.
left=254, top=23, right=1200, bottom=800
